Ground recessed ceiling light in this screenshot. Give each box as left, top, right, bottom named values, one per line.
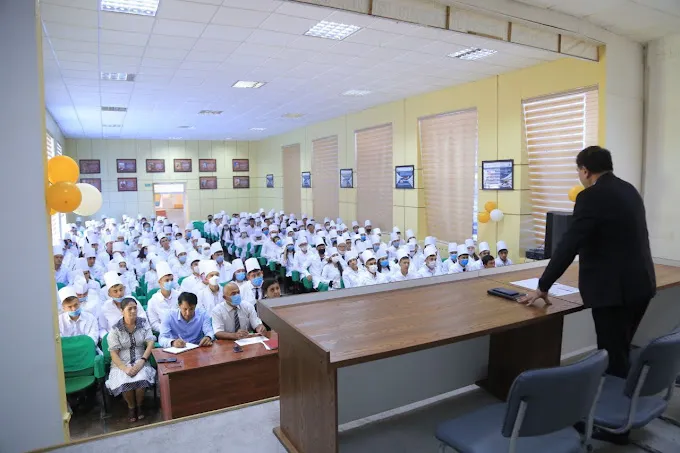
left=102, top=124, right=122, bottom=127
left=232, top=81, right=266, bottom=89
left=305, top=21, right=361, bottom=40
left=448, top=48, right=497, bottom=60
left=224, top=137, right=233, bottom=140
left=168, top=136, right=183, bottom=140
left=250, top=127, right=266, bottom=131
left=101, top=72, right=136, bottom=82
left=177, top=125, right=195, bottom=129
left=101, top=106, right=127, bottom=112
left=282, top=113, right=305, bottom=119
left=198, top=110, right=223, bottom=116
left=342, top=89, right=371, bottom=97
left=100, top=0, right=160, bottom=17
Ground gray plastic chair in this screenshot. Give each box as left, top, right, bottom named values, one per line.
left=592, top=330, right=680, bottom=435
left=435, top=350, right=608, bottom=453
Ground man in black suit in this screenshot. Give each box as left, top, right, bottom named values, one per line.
left=524, top=146, right=656, bottom=380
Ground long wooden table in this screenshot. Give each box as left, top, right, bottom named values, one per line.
left=151, top=333, right=279, bottom=420
left=259, top=263, right=680, bottom=453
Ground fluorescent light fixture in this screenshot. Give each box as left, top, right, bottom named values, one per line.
left=168, top=136, right=183, bottom=140
left=232, top=81, right=266, bottom=89
left=101, top=72, right=136, bottom=82
left=250, top=127, right=266, bottom=131
left=342, top=89, right=371, bottom=97
left=305, top=21, right=361, bottom=40
left=101, top=106, right=127, bottom=112
left=198, top=110, right=223, bottom=116
left=177, top=125, right=195, bottom=129
left=102, top=124, right=122, bottom=127
left=448, top=48, right=497, bottom=60
left=100, top=0, right=160, bottom=17
left=224, top=137, right=233, bottom=140
left=282, top=113, right=305, bottom=119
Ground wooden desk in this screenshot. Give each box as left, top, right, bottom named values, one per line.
left=151, top=333, right=279, bottom=420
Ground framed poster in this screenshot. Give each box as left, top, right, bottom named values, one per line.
left=199, top=176, right=217, bottom=190
left=80, top=178, right=101, bottom=191
left=173, top=158, right=192, bottom=172
left=199, top=158, right=217, bottom=172
left=117, top=177, right=137, bottom=192
left=266, top=174, right=274, bottom=188
left=340, top=168, right=353, bottom=188
left=116, top=159, right=137, bottom=173
left=79, top=159, right=100, bottom=174
left=395, top=165, right=414, bottom=189
left=232, top=159, right=250, bottom=172
left=301, top=171, right=311, bottom=188
left=146, top=159, right=165, bottom=173
left=233, top=176, right=250, bottom=189
left=482, top=159, right=514, bottom=190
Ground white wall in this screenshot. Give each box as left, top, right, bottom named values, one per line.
left=643, top=34, right=680, bottom=261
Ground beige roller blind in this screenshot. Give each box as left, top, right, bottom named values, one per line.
left=419, top=109, right=478, bottom=241
left=282, top=143, right=301, bottom=216
left=356, top=124, right=393, bottom=229
left=311, top=135, right=339, bottom=220
left=523, top=87, right=599, bottom=245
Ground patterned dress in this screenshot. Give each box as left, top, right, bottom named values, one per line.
left=105, top=317, right=156, bottom=396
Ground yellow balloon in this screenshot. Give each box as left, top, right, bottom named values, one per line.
left=48, top=155, right=79, bottom=184
left=568, top=185, right=584, bottom=202
left=478, top=211, right=490, bottom=224
left=50, top=208, right=57, bottom=216
left=484, top=201, right=497, bottom=213
left=46, top=182, right=82, bottom=213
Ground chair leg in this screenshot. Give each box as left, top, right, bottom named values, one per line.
left=99, top=379, right=111, bottom=419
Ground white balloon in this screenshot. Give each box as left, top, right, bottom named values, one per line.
left=490, top=209, right=504, bottom=222
left=74, top=183, right=103, bottom=216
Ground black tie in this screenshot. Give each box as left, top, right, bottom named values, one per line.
left=255, top=288, right=260, bottom=300
left=234, top=308, right=240, bottom=331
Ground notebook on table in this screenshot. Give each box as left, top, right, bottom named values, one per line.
left=162, top=343, right=199, bottom=354
left=262, top=337, right=278, bottom=350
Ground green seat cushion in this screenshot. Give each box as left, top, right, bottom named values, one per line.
left=292, top=271, right=300, bottom=282
left=317, top=282, right=329, bottom=292
left=302, top=277, right=313, bottom=289
left=258, top=257, right=267, bottom=266
left=65, top=375, right=95, bottom=394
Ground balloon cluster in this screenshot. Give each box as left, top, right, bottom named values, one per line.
left=478, top=201, right=504, bottom=224
left=46, top=156, right=103, bottom=216
left=568, top=185, right=584, bottom=202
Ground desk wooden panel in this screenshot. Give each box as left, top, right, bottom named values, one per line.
left=152, top=333, right=279, bottom=420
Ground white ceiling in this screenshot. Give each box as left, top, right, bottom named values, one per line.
left=514, top=0, right=680, bottom=42
left=41, top=0, right=565, bottom=141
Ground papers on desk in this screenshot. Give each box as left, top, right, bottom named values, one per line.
left=510, top=278, right=580, bottom=296
left=235, top=335, right=269, bottom=347
left=162, top=343, right=199, bottom=354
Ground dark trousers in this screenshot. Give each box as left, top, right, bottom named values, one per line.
left=591, top=300, right=650, bottom=378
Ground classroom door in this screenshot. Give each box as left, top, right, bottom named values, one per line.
left=282, top=144, right=301, bottom=215
left=153, top=183, right=186, bottom=226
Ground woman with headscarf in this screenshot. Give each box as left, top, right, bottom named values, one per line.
left=99, top=272, right=148, bottom=339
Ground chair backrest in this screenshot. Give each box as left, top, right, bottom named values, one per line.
left=61, top=335, right=96, bottom=374
left=503, top=350, right=608, bottom=438
left=148, top=288, right=160, bottom=298
left=178, top=276, right=186, bottom=286
left=101, top=332, right=112, bottom=366
left=625, top=330, right=680, bottom=398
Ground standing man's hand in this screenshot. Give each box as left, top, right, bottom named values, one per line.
left=521, top=289, right=552, bottom=306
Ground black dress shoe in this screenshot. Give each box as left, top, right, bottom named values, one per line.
left=573, top=421, right=630, bottom=445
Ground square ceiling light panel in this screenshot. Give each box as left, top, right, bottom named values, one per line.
left=101, top=0, right=160, bottom=17
left=101, top=72, right=136, bottom=81
left=448, top=48, right=497, bottom=61
left=305, top=21, right=361, bottom=40
left=232, top=81, right=267, bottom=89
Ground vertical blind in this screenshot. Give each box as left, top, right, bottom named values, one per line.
left=311, top=135, right=339, bottom=221
left=419, top=109, right=478, bottom=241
left=282, top=143, right=301, bottom=216
left=522, top=87, right=599, bottom=245
left=356, top=124, right=393, bottom=229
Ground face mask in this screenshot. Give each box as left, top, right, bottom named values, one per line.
left=300, top=245, right=308, bottom=252
left=235, top=272, right=246, bottom=281
left=427, top=260, right=436, bottom=270
left=178, top=255, right=187, bottom=264
left=263, top=230, right=269, bottom=236
left=368, top=264, right=378, bottom=273
left=252, top=276, right=264, bottom=287
left=216, top=255, right=224, bottom=264
left=163, top=280, right=177, bottom=291
left=68, top=308, right=82, bottom=318
left=276, top=240, right=283, bottom=247
left=287, top=245, right=294, bottom=251
left=450, top=253, right=457, bottom=261
left=78, top=297, right=87, bottom=303
left=230, top=294, right=242, bottom=306
left=203, top=250, right=211, bottom=257
left=380, top=260, right=389, bottom=268
left=331, top=256, right=340, bottom=264
left=208, top=276, right=219, bottom=286
left=360, top=235, right=367, bottom=241
left=460, top=259, right=469, bottom=267
left=373, top=245, right=380, bottom=252
left=113, top=297, right=124, bottom=303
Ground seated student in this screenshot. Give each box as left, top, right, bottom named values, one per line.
left=143, top=253, right=161, bottom=292
left=180, top=251, right=203, bottom=296
left=417, top=245, right=444, bottom=278
left=212, top=282, right=267, bottom=340
left=83, top=247, right=105, bottom=281
left=359, top=250, right=390, bottom=286
left=229, top=258, right=248, bottom=290
left=159, top=292, right=214, bottom=348
left=468, top=242, right=491, bottom=271
left=262, top=231, right=283, bottom=264
left=171, top=242, right=191, bottom=278
left=444, top=242, right=459, bottom=274
left=262, top=278, right=281, bottom=299
left=387, top=233, right=401, bottom=262
left=147, top=262, right=180, bottom=332
left=449, top=244, right=472, bottom=274
left=240, top=258, right=265, bottom=306
left=116, top=254, right=138, bottom=294
left=197, top=260, right=222, bottom=315
left=376, top=245, right=394, bottom=278
left=342, top=251, right=362, bottom=288
left=210, top=242, right=232, bottom=283
left=482, top=254, right=496, bottom=269
left=495, top=241, right=513, bottom=267
left=99, top=271, right=148, bottom=339
left=391, top=248, right=417, bottom=282
left=280, top=237, right=298, bottom=279
left=58, top=286, right=99, bottom=344
left=465, top=238, right=480, bottom=263
left=54, top=245, right=70, bottom=285
left=72, top=275, right=102, bottom=320
left=408, top=239, right=424, bottom=272
left=321, top=247, right=343, bottom=290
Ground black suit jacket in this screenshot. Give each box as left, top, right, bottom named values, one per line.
left=538, top=172, right=656, bottom=308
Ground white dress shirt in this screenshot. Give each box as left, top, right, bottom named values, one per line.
left=391, top=269, right=418, bottom=282
left=156, top=247, right=172, bottom=261
left=98, top=297, right=147, bottom=339
left=59, top=311, right=99, bottom=344
left=147, top=289, right=180, bottom=332
left=240, top=280, right=264, bottom=305
left=358, top=269, right=390, bottom=286
left=495, top=257, right=514, bottom=268
left=198, top=285, right=223, bottom=315
left=342, top=268, right=362, bottom=288
left=173, top=261, right=193, bottom=278
left=448, top=261, right=469, bottom=274
left=211, top=301, right=262, bottom=334
left=216, top=261, right=233, bottom=284
left=54, top=267, right=70, bottom=285
left=417, top=264, right=444, bottom=279
left=180, top=274, right=204, bottom=296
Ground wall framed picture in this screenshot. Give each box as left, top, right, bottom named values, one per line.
left=482, top=159, right=514, bottom=190
left=395, top=165, right=415, bottom=189
left=146, top=159, right=165, bottom=173
left=340, top=168, right=353, bottom=188
left=232, top=159, right=249, bottom=172
left=79, top=159, right=100, bottom=174
left=233, top=176, right=250, bottom=189
left=199, top=176, right=217, bottom=190
left=301, top=171, right=311, bottom=188
left=80, top=178, right=101, bottom=191
left=116, top=159, right=137, bottom=173
left=199, top=158, right=217, bottom=172
left=117, top=177, right=137, bottom=192
left=173, top=158, right=192, bottom=172
left=266, top=174, right=274, bottom=188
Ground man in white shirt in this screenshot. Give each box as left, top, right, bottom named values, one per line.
left=180, top=251, right=204, bottom=296
left=156, top=234, right=173, bottom=261
left=444, top=242, right=459, bottom=274
left=197, top=260, right=222, bottom=315
left=495, top=241, right=514, bottom=268
left=392, top=249, right=418, bottom=282
left=147, top=261, right=180, bottom=332
left=240, top=258, right=265, bottom=306
left=212, top=282, right=267, bottom=340
left=54, top=245, right=70, bottom=285
left=358, top=250, right=390, bottom=286
left=417, top=245, right=444, bottom=279
left=210, top=242, right=232, bottom=283
left=83, top=246, right=105, bottom=282
left=58, top=286, right=99, bottom=344
left=449, top=244, right=473, bottom=274
left=170, top=242, right=192, bottom=277
left=71, top=275, right=102, bottom=319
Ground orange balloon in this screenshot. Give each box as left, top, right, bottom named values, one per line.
left=49, top=208, right=57, bottom=216
left=484, top=201, right=497, bottom=213
left=568, top=185, right=584, bottom=202
left=48, top=155, right=79, bottom=184
left=478, top=211, right=490, bottom=223
left=46, top=181, right=82, bottom=213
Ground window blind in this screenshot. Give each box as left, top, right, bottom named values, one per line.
left=311, top=135, right=339, bottom=221
left=356, top=124, right=393, bottom=229
left=419, top=109, right=478, bottom=242
left=282, top=143, right=301, bottom=216
left=523, top=87, right=599, bottom=245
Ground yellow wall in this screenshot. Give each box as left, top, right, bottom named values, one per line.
left=251, top=56, right=605, bottom=263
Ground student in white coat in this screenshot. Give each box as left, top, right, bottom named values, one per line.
left=98, top=271, right=147, bottom=339
left=465, top=238, right=479, bottom=264
left=170, top=242, right=191, bottom=278
left=229, top=258, right=249, bottom=291
left=468, top=242, right=491, bottom=271
left=321, top=247, right=343, bottom=290
left=444, top=242, right=459, bottom=274
left=210, top=242, right=231, bottom=284
left=280, top=237, right=298, bottom=278
left=240, top=258, right=265, bottom=307
left=387, top=233, right=402, bottom=262
left=342, top=251, right=362, bottom=289
left=72, top=275, right=102, bottom=320
left=83, top=247, right=105, bottom=282
left=180, top=251, right=204, bottom=296
left=54, top=245, right=70, bottom=285
left=143, top=253, right=161, bottom=292
left=495, top=241, right=514, bottom=267
left=146, top=261, right=180, bottom=332
left=449, top=244, right=473, bottom=274
left=408, top=239, right=425, bottom=272
left=417, top=245, right=444, bottom=279
left=376, top=245, right=395, bottom=280
left=391, top=248, right=418, bottom=282
left=197, top=260, right=222, bottom=315
left=358, top=250, right=390, bottom=286
left=58, top=286, right=99, bottom=345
